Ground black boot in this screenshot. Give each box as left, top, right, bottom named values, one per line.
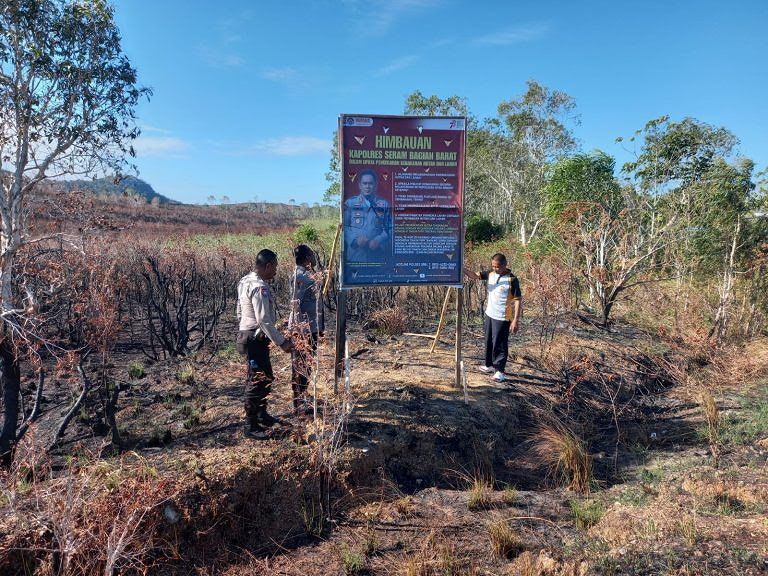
left=258, top=405, right=280, bottom=428
left=244, top=424, right=271, bottom=440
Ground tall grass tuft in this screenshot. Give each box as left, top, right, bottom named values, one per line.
left=487, top=516, right=525, bottom=558
left=699, top=389, right=721, bottom=464
left=530, top=418, right=592, bottom=493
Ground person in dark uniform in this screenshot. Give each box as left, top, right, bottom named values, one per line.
left=343, top=169, right=391, bottom=262
left=289, top=244, right=325, bottom=416
left=236, top=249, right=293, bottom=438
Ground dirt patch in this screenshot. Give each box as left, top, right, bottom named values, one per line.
left=3, top=318, right=768, bottom=575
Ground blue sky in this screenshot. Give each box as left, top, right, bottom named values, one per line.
left=113, top=0, right=768, bottom=205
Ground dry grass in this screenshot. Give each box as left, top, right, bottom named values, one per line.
left=708, top=339, right=768, bottom=389
left=399, top=531, right=477, bottom=576
left=0, top=441, right=174, bottom=576
left=467, top=477, right=493, bottom=511
left=369, top=306, right=407, bottom=336
left=699, top=389, right=720, bottom=445
left=529, top=418, right=592, bottom=493
left=487, top=516, right=525, bottom=558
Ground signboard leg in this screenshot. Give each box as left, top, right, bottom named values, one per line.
left=455, top=287, right=463, bottom=389
left=334, top=290, right=347, bottom=394
left=430, top=287, right=453, bottom=353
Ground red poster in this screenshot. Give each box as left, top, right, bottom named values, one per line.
left=340, top=115, right=466, bottom=287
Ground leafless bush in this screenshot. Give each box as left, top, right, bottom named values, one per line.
left=368, top=306, right=407, bottom=336
left=1, top=441, right=173, bottom=575
left=125, top=242, right=233, bottom=359
left=523, top=253, right=573, bottom=361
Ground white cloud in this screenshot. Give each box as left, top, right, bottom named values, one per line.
left=261, top=67, right=301, bottom=84
left=139, top=124, right=172, bottom=135
left=197, top=12, right=252, bottom=68
left=235, top=136, right=330, bottom=157
left=346, top=0, right=440, bottom=36
left=133, top=135, right=190, bottom=158
left=474, top=22, right=550, bottom=45
left=374, top=54, right=419, bottom=77
left=198, top=45, right=245, bottom=68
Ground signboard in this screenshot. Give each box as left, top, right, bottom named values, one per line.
left=340, top=115, right=466, bottom=288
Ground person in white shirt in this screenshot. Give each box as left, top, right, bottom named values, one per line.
left=464, top=253, right=522, bottom=382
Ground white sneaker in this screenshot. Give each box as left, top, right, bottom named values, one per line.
left=478, top=365, right=494, bottom=374
left=493, top=371, right=507, bottom=382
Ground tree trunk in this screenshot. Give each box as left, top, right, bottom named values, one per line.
left=0, top=340, right=21, bottom=466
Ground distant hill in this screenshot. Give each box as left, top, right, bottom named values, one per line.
left=59, top=176, right=179, bottom=205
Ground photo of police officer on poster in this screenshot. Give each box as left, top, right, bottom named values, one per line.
left=340, top=115, right=466, bottom=288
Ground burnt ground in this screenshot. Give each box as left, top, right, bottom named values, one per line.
left=2, top=312, right=768, bottom=575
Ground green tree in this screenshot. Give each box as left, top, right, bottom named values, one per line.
left=547, top=152, right=676, bottom=326
left=323, top=129, right=341, bottom=203
left=622, top=116, right=737, bottom=192
left=472, top=80, right=579, bottom=244
left=403, top=90, right=470, bottom=118
left=544, top=151, right=623, bottom=219
left=691, top=158, right=760, bottom=341
left=621, top=116, right=754, bottom=338
left=0, top=0, right=148, bottom=462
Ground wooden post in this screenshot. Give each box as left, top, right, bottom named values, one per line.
left=460, top=360, right=469, bottom=404
left=334, top=289, right=347, bottom=394
left=455, top=287, right=463, bottom=389
left=429, top=287, right=453, bottom=353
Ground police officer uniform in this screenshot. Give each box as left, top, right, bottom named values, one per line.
left=289, top=264, right=325, bottom=414
left=343, top=193, right=391, bottom=262
left=236, top=271, right=286, bottom=432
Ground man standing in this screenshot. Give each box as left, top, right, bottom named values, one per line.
left=343, top=169, right=391, bottom=262
left=237, top=249, right=292, bottom=438
left=464, top=253, right=522, bottom=383
left=289, top=244, right=324, bottom=416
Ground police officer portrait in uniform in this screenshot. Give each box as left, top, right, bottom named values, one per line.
left=236, top=249, right=293, bottom=439
left=343, top=169, right=392, bottom=263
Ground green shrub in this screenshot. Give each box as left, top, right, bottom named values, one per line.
left=569, top=499, right=604, bottom=529
left=466, top=215, right=503, bottom=244
left=177, top=367, right=195, bottom=385
left=128, top=361, right=145, bottom=379
left=340, top=546, right=365, bottom=575
left=217, top=342, right=240, bottom=361
left=295, top=223, right=319, bottom=244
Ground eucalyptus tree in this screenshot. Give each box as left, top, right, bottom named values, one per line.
left=471, top=81, right=579, bottom=244
left=0, top=0, right=148, bottom=462
left=620, top=116, right=756, bottom=338
left=691, top=158, right=760, bottom=341
left=545, top=151, right=675, bottom=326
left=402, top=83, right=579, bottom=244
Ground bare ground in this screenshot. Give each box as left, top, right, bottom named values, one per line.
left=2, top=313, right=768, bottom=575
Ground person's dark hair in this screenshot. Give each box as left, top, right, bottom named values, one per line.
left=491, top=253, right=507, bottom=266
left=294, top=244, right=314, bottom=265
left=359, top=169, right=377, bottom=183
left=256, top=248, right=277, bottom=268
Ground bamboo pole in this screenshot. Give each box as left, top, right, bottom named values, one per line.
left=430, top=287, right=453, bottom=353
left=323, top=222, right=342, bottom=297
